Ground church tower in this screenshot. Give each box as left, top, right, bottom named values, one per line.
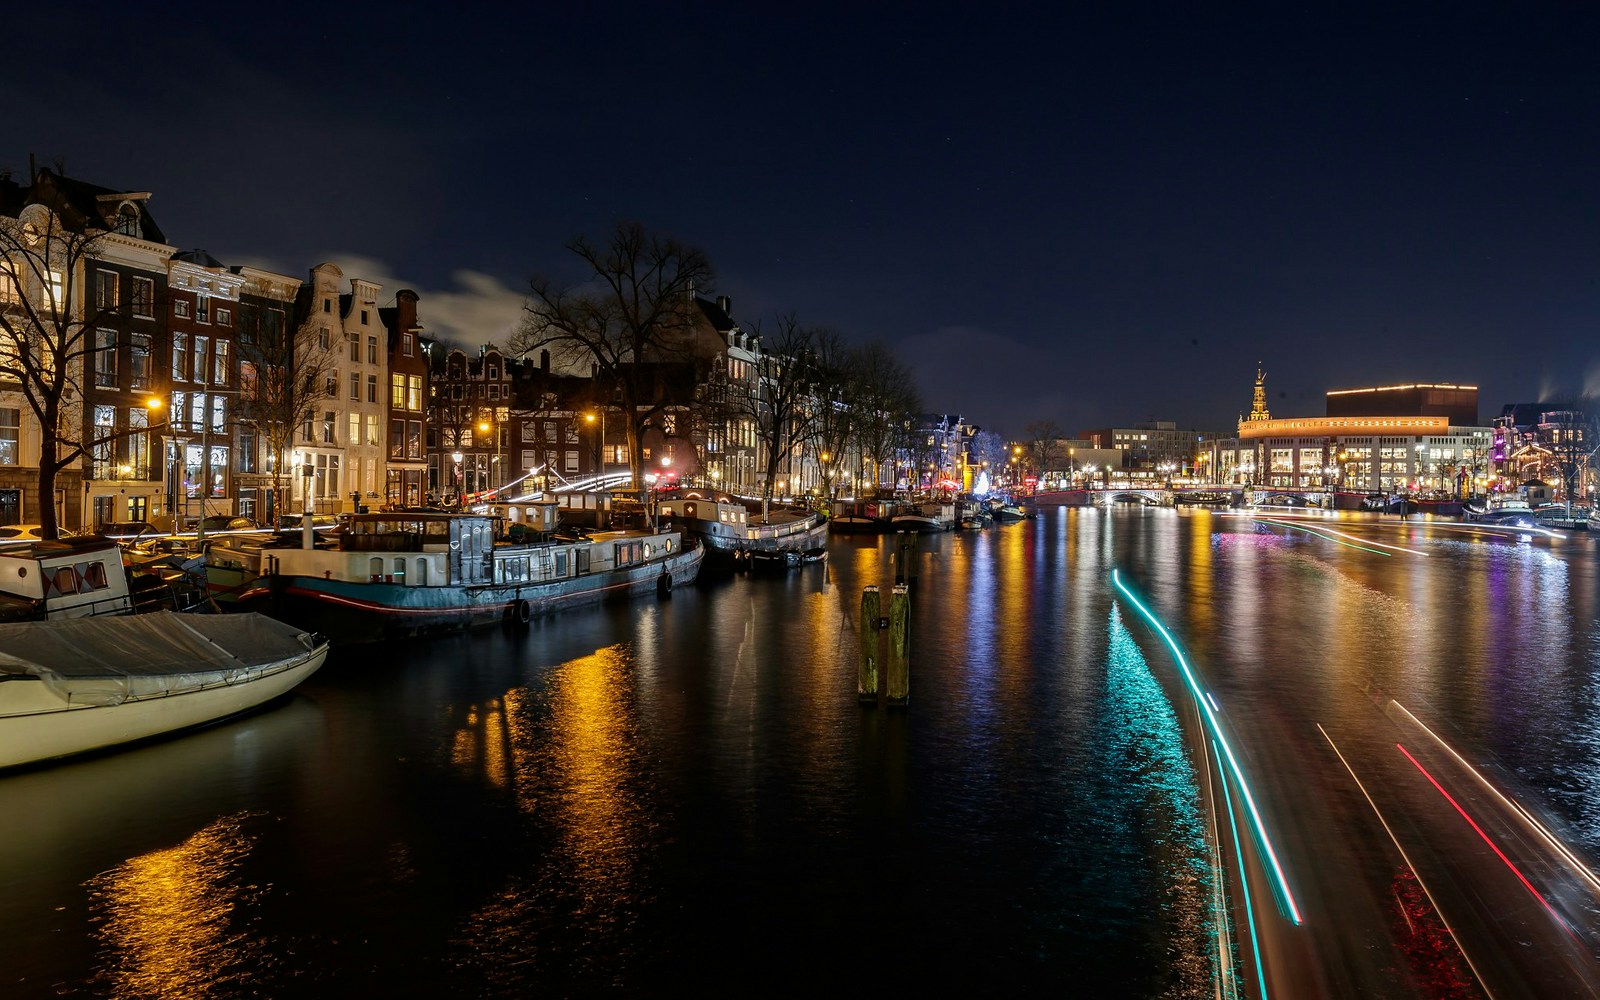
left=1247, top=363, right=1271, bottom=422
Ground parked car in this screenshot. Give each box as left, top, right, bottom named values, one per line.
left=196, top=515, right=261, bottom=533
left=100, top=521, right=160, bottom=541
left=276, top=513, right=342, bottom=531
left=0, top=523, right=75, bottom=544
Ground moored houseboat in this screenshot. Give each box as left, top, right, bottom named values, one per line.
left=828, top=498, right=898, bottom=534
left=227, top=500, right=702, bottom=644
left=656, top=488, right=828, bottom=566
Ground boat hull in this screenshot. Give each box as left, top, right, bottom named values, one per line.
left=0, top=646, right=327, bottom=769
left=692, top=516, right=829, bottom=564
left=236, top=545, right=704, bottom=644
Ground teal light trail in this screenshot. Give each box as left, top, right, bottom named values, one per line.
left=1219, top=739, right=1270, bottom=999
left=1110, top=569, right=1304, bottom=925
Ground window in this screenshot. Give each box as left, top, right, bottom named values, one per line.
left=323, top=298, right=332, bottom=313
left=350, top=338, right=361, bottom=363
left=175, top=299, right=191, bottom=318
left=191, top=392, right=207, bottom=431
left=95, top=271, right=117, bottom=310
left=367, top=336, right=377, bottom=364
left=323, top=411, right=336, bottom=444
left=350, top=413, right=361, bottom=446
left=129, top=333, right=151, bottom=390
left=391, top=373, right=405, bottom=407
left=213, top=339, right=230, bottom=386
left=0, top=269, right=18, bottom=306
left=545, top=422, right=558, bottom=443
left=488, top=384, right=500, bottom=400
left=131, top=277, right=153, bottom=317
left=407, top=421, right=421, bottom=460
left=128, top=407, right=149, bottom=474
left=402, top=334, right=413, bottom=356
left=45, top=269, right=65, bottom=308
left=351, top=373, right=360, bottom=400
left=240, top=361, right=259, bottom=401
left=564, top=450, right=579, bottom=472
left=93, top=329, right=117, bottom=387
left=407, top=375, right=422, bottom=411
left=367, top=414, right=380, bottom=449
left=92, top=405, right=115, bottom=479
left=171, top=332, right=189, bottom=381
left=192, top=335, right=209, bottom=384
left=196, top=296, right=210, bottom=323
left=238, top=428, right=257, bottom=473
left=216, top=307, right=231, bottom=326
left=360, top=309, right=369, bottom=325
left=390, top=420, right=406, bottom=459
left=316, top=453, right=340, bottom=497
left=367, top=374, right=377, bottom=403
left=0, top=408, right=18, bottom=466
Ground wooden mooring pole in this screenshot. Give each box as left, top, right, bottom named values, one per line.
left=860, top=583, right=911, bottom=707
left=859, top=585, right=880, bottom=703
left=886, top=583, right=910, bottom=706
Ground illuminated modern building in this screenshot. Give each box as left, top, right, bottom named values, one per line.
left=1195, top=374, right=1493, bottom=497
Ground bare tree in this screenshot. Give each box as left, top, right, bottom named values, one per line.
left=1545, top=405, right=1598, bottom=518
left=1023, top=419, right=1063, bottom=480
left=807, top=328, right=854, bottom=500
left=846, top=341, right=920, bottom=494
left=510, top=222, right=713, bottom=491
left=235, top=304, right=339, bottom=520
left=735, top=313, right=826, bottom=516
left=0, top=184, right=156, bottom=538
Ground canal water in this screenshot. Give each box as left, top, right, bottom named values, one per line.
left=3, top=509, right=1598, bottom=997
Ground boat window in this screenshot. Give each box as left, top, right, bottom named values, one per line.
left=555, top=551, right=568, bottom=577
left=52, top=566, right=78, bottom=595
left=414, top=558, right=428, bottom=585
left=644, top=544, right=652, bottom=559
left=665, top=538, right=673, bottom=552
left=392, top=558, right=406, bottom=583
left=79, top=561, right=109, bottom=591
left=370, top=558, right=384, bottom=580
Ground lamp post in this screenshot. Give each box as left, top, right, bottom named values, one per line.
left=478, top=418, right=501, bottom=498
left=585, top=409, right=607, bottom=483
left=451, top=450, right=463, bottom=508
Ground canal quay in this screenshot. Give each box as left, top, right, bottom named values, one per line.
left=5, top=508, right=1600, bottom=998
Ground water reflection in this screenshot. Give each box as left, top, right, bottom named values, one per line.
left=1102, top=605, right=1220, bottom=997
left=86, top=812, right=272, bottom=998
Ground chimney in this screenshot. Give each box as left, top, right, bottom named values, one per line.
left=540, top=349, right=550, bottom=374
left=716, top=295, right=731, bottom=315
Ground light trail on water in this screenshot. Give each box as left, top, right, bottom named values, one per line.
left=1388, top=701, right=1600, bottom=897
left=1111, top=569, right=1303, bottom=926
left=1395, top=742, right=1571, bottom=935
left=1316, top=724, right=1490, bottom=997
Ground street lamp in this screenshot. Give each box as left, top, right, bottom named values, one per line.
left=585, top=410, right=607, bottom=481
left=451, top=450, right=463, bottom=507
left=478, top=418, right=502, bottom=497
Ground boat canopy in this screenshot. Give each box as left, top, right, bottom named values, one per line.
left=0, top=611, right=318, bottom=706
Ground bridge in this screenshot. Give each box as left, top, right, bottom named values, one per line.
left=1032, top=486, right=1333, bottom=509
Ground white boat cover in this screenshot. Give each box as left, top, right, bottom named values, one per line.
left=0, top=611, right=318, bottom=706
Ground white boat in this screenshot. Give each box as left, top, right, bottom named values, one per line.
left=0, top=610, right=328, bottom=769
left=891, top=501, right=956, bottom=533
left=656, top=489, right=828, bottom=565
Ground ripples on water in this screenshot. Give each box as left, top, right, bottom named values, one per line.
left=5, top=510, right=1600, bottom=997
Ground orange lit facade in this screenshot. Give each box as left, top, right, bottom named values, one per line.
left=1194, top=375, right=1494, bottom=494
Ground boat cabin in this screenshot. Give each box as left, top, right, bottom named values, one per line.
left=259, top=503, right=680, bottom=590
left=0, top=537, right=133, bottom=621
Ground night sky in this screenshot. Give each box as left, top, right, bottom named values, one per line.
left=6, top=4, right=1598, bottom=436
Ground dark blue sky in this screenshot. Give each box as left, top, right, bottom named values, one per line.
left=7, top=3, right=1598, bottom=435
